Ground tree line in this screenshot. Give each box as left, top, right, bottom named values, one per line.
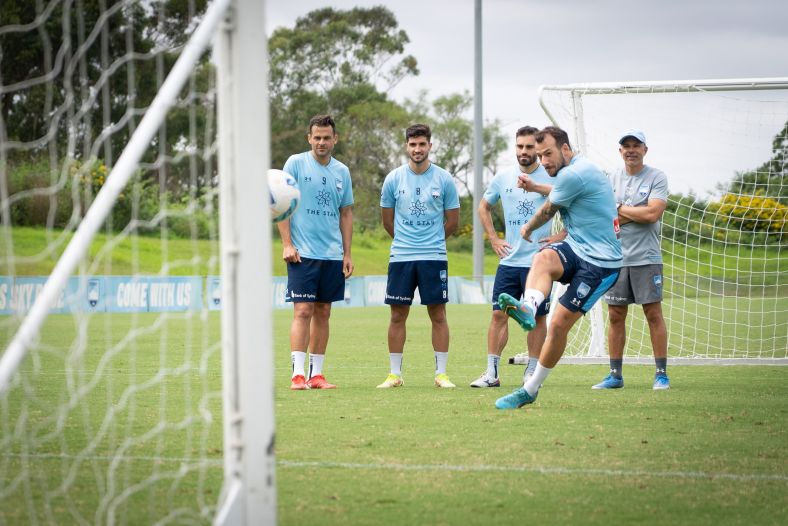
left=1, top=3, right=784, bottom=245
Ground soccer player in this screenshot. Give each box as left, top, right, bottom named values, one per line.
left=593, top=130, right=670, bottom=390
left=471, top=126, right=556, bottom=388
left=495, top=126, right=622, bottom=409
left=377, top=123, right=460, bottom=389
left=278, top=114, right=354, bottom=390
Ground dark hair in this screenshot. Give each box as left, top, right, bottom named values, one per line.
left=405, top=123, right=431, bottom=142
left=516, top=126, right=539, bottom=138
left=308, top=114, right=336, bottom=134
left=535, top=126, right=571, bottom=149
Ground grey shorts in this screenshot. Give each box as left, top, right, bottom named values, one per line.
left=603, top=264, right=663, bottom=305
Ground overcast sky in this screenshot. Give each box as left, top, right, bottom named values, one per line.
left=265, top=0, right=788, bottom=195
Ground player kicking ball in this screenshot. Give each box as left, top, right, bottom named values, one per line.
left=495, top=126, right=622, bottom=409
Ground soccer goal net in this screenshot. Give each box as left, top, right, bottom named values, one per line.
left=537, top=78, right=788, bottom=365
left=0, top=1, right=274, bottom=524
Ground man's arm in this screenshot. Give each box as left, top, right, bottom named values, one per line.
left=538, top=228, right=567, bottom=245
left=381, top=207, right=395, bottom=238
left=517, top=174, right=553, bottom=197
left=618, top=198, right=667, bottom=225
left=277, top=219, right=301, bottom=263
left=444, top=208, right=459, bottom=238
left=520, top=200, right=560, bottom=242
left=478, top=198, right=511, bottom=258
left=339, top=205, right=354, bottom=278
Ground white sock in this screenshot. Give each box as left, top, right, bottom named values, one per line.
left=389, top=353, right=403, bottom=376
left=486, top=354, right=500, bottom=379
left=308, top=354, right=324, bottom=378
left=291, top=351, right=306, bottom=378
left=522, top=289, right=545, bottom=313
left=524, top=362, right=551, bottom=396
left=524, top=356, right=538, bottom=379
left=434, top=351, right=448, bottom=375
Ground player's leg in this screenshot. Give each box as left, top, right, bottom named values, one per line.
left=526, top=314, right=548, bottom=380
left=377, top=304, right=409, bottom=388
left=470, top=310, right=507, bottom=387
left=631, top=264, right=669, bottom=389
left=305, top=260, right=344, bottom=389
left=592, top=303, right=627, bottom=389
left=500, top=247, right=564, bottom=331
left=417, top=261, right=454, bottom=388
left=286, top=258, right=320, bottom=390
left=378, top=261, right=416, bottom=388
left=643, top=301, right=669, bottom=389
left=305, top=302, right=336, bottom=389
left=388, top=304, right=410, bottom=355
left=289, top=302, right=314, bottom=389
left=427, top=303, right=454, bottom=387
left=595, top=266, right=632, bottom=389
left=524, top=265, right=551, bottom=380
left=497, top=249, right=620, bottom=409
left=472, top=265, right=517, bottom=387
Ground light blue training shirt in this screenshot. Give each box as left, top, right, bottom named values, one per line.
left=380, top=162, right=460, bottom=262
left=283, top=151, right=354, bottom=261
left=483, top=164, right=553, bottom=267
left=548, top=155, right=622, bottom=268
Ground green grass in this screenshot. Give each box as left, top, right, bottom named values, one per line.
left=1, top=306, right=786, bottom=525
left=0, top=226, right=503, bottom=277
left=4, top=227, right=786, bottom=287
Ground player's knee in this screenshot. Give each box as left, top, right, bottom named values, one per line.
left=428, top=309, right=447, bottom=325
left=608, top=311, right=626, bottom=325
left=491, top=309, right=508, bottom=326
left=313, top=302, right=332, bottom=320
left=390, top=307, right=409, bottom=325
left=607, top=305, right=627, bottom=325
left=644, top=308, right=665, bottom=327
left=293, top=304, right=314, bottom=321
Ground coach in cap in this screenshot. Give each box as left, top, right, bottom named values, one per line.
left=593, top=130, right=671, bottom=391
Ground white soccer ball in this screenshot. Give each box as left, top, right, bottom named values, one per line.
left=268, top=169, right=300, bottom=222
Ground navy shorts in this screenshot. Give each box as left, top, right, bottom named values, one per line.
left=491, top=264, right=550, bottom=316
left=545, top=242, right=620, bottom=313
left=385, top=260, right=449, bottom=305
left=286, top=257, right=345, bottom=303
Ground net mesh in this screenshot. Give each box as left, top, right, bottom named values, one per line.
left=0, top=1, right=224, bottom=523
left=539, top=83, right=788, bottom=362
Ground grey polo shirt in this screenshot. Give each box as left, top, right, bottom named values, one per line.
left=609, top=165, right=668, bottom=266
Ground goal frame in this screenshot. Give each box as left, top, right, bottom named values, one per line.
left=537, top=77, right=788, bottom=365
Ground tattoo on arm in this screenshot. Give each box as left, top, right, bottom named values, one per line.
left=538, top=202, right=559, bottom=223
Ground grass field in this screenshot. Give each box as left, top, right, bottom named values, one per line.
left=3, top=226, right=786, bottom=291
left=1, top=306, right=786, bottom=525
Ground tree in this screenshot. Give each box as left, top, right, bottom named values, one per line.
left=268, top=6, right=418, bottom=169
left=724, top=120, right=788, bottom=203
left=407, top=91, right=507, bottom=196
left=0, top=0, right=214, bottom=192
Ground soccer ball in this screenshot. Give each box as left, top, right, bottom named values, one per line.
left=268, top=169, right=300, bottom=222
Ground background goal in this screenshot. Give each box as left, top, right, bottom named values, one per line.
left=0, top=1, right=274, bottom=524
left=537, top=78, right=788, bottom=365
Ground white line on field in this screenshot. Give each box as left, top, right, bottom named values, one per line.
left=278, top=460, right=788, bottom=482
left=3, top=453, right=786, bottom=482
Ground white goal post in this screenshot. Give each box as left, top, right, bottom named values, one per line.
left=0, top=0, right=275, bottom=524
left=533, top=78, right=788, bottom=365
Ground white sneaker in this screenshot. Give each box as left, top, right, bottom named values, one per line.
left=469, top=372, right=501, bottom=388
left=434, top=373, right=456, bottom=388
left=376, top=373, right=403, bottom=388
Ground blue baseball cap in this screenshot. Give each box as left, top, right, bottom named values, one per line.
left=618, top=130, right=646, bottom=145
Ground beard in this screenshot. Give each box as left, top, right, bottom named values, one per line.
left=409, top=152, right=427, bottom=164
left=546, top=155, right=566, bottom=177
left=518, top=155, right=536, bottom=168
